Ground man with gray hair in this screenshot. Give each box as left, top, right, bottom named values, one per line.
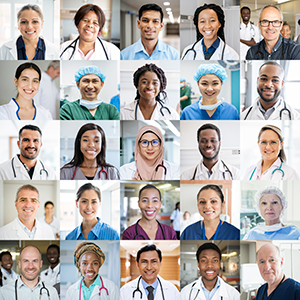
left=246, top=5, right=300, bottom=59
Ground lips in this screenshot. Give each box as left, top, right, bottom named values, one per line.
left=145, top=210, right=155, bottom=216
left=84, top=29, right=94, bottom=35
left=25, top=31, right=35, bottom=35
left=205, top=270, right=215, bottom=276
left=23, top=208, right=33, bottom=213
left=204, top=211, right=214, bottom=215
left=85, top=272, right=96, bottom=278
left=84, top=211, right=94, bottom=216
left=86, top=150, right=96, bottom=155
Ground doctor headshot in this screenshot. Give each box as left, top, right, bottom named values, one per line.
left=0, top=184, right=55, bottom=240
left=0, top=251, right=18, bottom=287
left=255, top=243, right=300, bottom=299
left=0, top=245, right=59, bottom=300
left=120, top=3, right=179, bottom=60
left=120, top=244, right=180, bottom=300
left=181, top=243, right=240, bottom=300
left=241, top=61, right=300, bottom=120
left=0, top=124, right=56, bottom=180
left=181, top=123, right=240, bottom=180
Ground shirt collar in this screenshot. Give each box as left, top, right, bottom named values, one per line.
left=200, top=276, right=221, bottom=291
left=201, top=37, right=220, bottom=54
left=141, top=278, right=159, bottom=290
left=75, top=217, right=102, bottom=239
left=135, top=38, right=162, bottom=55
left=256, top=157, right=282, bottom=175
left=78, top=274, right=101, bottom=290
left=17, top=217, right=36, bottom=233
left=257, top=96, right=282, bottom=113
left=263, top=34, right=283, bottom=53
left=18, top=276, right=43, bottom=289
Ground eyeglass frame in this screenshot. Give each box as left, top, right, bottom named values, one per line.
left=259, top=19, right=283, bottom=27
left=139, top=139, right=161, bottom=148
left=258, top=139, right=282, bottom=147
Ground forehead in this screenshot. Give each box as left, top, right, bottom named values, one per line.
left=198, top=188, right=220, bottom=199
left=199, top=249, right=220, bottom=259
left=241, top=8, right=250, bottom=14
left=260, top=193, right=281, bottom=202
left=82, top=10, right=99, bottom=21
left=260, top=7, right=281, bottom=20
left=199, top=9, right=218, bottom=19
left=139, top=250, right=160, bottom=261
left=259, top=65, right=283, bottom=78
left=259, top=129, right=279, bottom=139
left=80, top=74, right=101, bottom=82
left=257, top=245, right=280, bottom=260
left=20, top=247, right=40, bottom=260
left=139, top=71, right=159, bottom=81
left=1, top=254, right=12, bottom=260
left=79, top=189, right=100, bottom=199
left=17, top=188, right=39, bottom=200
left=18, top=9, right=41, bottom=20
left=140, top=188, right=160, bottom=198
left=81, top=129, right=101, bottom=138
left=80, top=252, right=99, bottom=261
left=20, top=129, right=41, bottom=139
left=45, top=203, right=54, bottom=208
left=199, top=74, right=221, bottom=83
left=19, top=68, right=40, bottom=79
left=199, top=128, right=219, bottom=139
left=141, top=10, right=161, bottom=20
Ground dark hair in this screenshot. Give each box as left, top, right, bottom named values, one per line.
left=259, top=61, right=284, bottom=78
left=197, top=123, right=221, bottom=142
left=136, top=244, right=162, bottom=262
left=138, top=184, right=161, bottom=201
left=76, top=183, right=101, bottom=202
left=44, top=201, right=54, bottom=208
left=15, top=62, right=41, bottom=81
left=74, top=4, right=106, bottom=32
left=133, top=64, right=167, bottom=103
left=16, top=184, right=39, bottom=202
left=139, top=3, right=163, bottom=22
left=19, top=124, right=42, bottom=141
left=0, top=251, right=12, bottom=261
left=193, top=4, right=225, bottom=42
left=196, top=243, right=221, bottom=262
left=176, top=202, right=180, bottom=209
left=17, top=4, right=43, bottom=21
left=47, top=244, right=60, bottom=254
left=20, top=245, right=42, bottom=260
left=240, top=6, right=251, bottom=14
left=197, top=184, right=224, bottom=203
left=282, top=21, right=291, bottom=29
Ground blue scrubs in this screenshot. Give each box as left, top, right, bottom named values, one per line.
left=244, top=226, right=300, bottom=240
left=180, top=221, right=240, bottom=240
left=180, top=101, right=240, bottom=120
left=110, top=94, right=120, bottom=113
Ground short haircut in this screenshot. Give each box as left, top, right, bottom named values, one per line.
left=241, top=6, right=251, bottom=14
left=0, top=251, right=12, bottom=261
left=282, top=21, right=291, bottom=29
left=19, top=124, right=42, bottom=141
left=47, top=244, right=60, bottom=254
left=16, top=185, right=39, bottom=202
left=44, top=201, right=54, bottom=208
left=76, top=183, right=101, bottom=202
left=197, top=185, right=224, bottom=203
left=256, top=244, right=281, bottom=260
left=136, top=244, right=162, bottom=262
left=196, top=243, right=222, bottom=262
left=139, top=3, right=163, bottom=22
left=197, top=123, right=221, bottom=142
left=20, top=245, right=42, bottom=261
left=47, top=60, right=60, bottom=70
left=259, top=61, right=285, bottom=79
left=138, top=184, right=161, bottom=201
left=259, top=5, right=283, bottom=22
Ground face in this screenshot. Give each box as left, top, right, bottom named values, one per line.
left=241, top=8, right=251, bottom=23
left=137, top=71, right=160, bottom=102
left=45, top=203, right=54, bottom=217
left=76, top=74, right=104, bottom=101
left=198, top=129, right=221, bottom=161
left=47, top=247, right=59, bottom=265
left=48, top=67, right=60, bottom=80
left=14, top=68, right=40, bottom=101
left=18, top=9, right=44, bottom=41
left=77, top=10, right=100, bottom=43
left=257, top=65, right=284, bottom=103
left=198, top=249, right=220, bottom=285
left=139, top=132, right=161, bottom=161
left=280, top=25, right=291, bottom=39
left=0, top=254, right=13, bottom=272
left=17, top=129, right=42, bottom=161
left=198, top=9, right=221, bottom=42
left=136, top=251, right=162, bottom=285
left=259, top=193, right=282, bottom=224
left=198, top=189, right=224, bottom=221
left=76, top=189, right=101, bottom=221
left=258, top=130, right=283, bottom=162
left=138, top=188, right=161, bottom=221
left=80, top=129, right=101, bottom=162
left=80, top=252, right=100, bottom=283
left=198, top=75, right=222, bottom=102
left=15, top=189, right=40, bottom=223
left=137, top=10, right=164, bottom=42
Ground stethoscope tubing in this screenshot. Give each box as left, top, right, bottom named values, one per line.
left=249, top=161, right=284, bottom=180
left=71, top=166, right=108, bottom=180
left=132, top=276, right=165, bottom=300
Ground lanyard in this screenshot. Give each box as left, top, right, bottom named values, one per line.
left=263, top=274, right=285, bottom=300
left=201, top=220, right=222, bottom=240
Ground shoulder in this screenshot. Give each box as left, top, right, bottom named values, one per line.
left=60, top=165, right=75, bottom=179
left=42, top=37, right=59, bottom=58
left=120, top=42, right=138, bottom=59
left=181, top=222, right=200, bottom=239
left=106, top=166, right=120, bottom=179
left=122, top=223, right=136, bottom=240
left=100, top=39, right=120, bottom=58
left=120, top=162, right=136, bottom=179
left=181, top=43, right=195, bottom=59
left=65, top=227, right=79, bottom=240
left=159, top=276, right=179, bottom=293
left=159, top=41, right=180, bottom=59
left=222, top=221, right=240, bottom=238
left=35, top=104, right=52, bottom=120
left=163, top=160, right=180, bottom=179
left=60, top=39, right=74, bottom=50
left=61, top=100, right=80, bottom=109
left=224, top=43, right=239, bottom=59
left=240, top=105, right=253, bottom=120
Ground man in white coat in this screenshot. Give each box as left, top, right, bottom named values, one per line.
left=120, top=244, right=180, bottom=300
left=0, top=124, right=56, bottom=180
left=181, top=243, right=240, bottom=300
left=241, top=61, right=300, bottom=120
left=0, top=184, right=55, bottom=240
left=0, top=251, right=18, bottom=287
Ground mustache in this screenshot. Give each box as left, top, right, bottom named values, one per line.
left=25, top=147, right=37, bottom=151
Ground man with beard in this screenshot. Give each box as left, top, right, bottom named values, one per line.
left=0, top=124, right=56, bottom=180
left=181, top=243, right=240, bottom=300
left=241, top=61, right=300, bottom=120
left=0, top=184, right=55, bottom=240
left=180, top=123, right=240, bottom=180
left=0, top=245, right=59, bottom=300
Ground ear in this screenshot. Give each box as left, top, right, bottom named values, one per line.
left=40, top=141, right=43, bottom=148
left=280, top=141, right=284, bottom=150
left=40, top=259, right=43, bottom=269
left=17, top=140, right=20, bottom=149
left=280, top=257, right=284, bottom=268
left=135, top=260, right=139, bottom=269
left=76, top=81, right=80, bottom=89
left=281, top=80, right=284, bottom=88
left=75, top=200, right=79, bottom=208
left=160, top=22, right=164, bottom=30
left=41, top=20, right=44, bottom=29
left=15, top=201, right=18, bottom=209
left=100, top=80, right=104, bottom=88
left=137, top=19, right=141, bottom=29
left=257, top=76, right=260, bottom=85
left=221, top=201, right=225, bottom=213
left=18, top=260, right=21, bottom=269
left=14, top=77, right=18, bottom=87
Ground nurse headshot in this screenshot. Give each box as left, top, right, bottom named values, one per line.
left=243, top=125, right=299, bottom=180
left=181, top=184, right=240, bottom=240
left=243, top=186, right=300, bottom=240
left=65, top=183, right=119, bottom=240
left=60, top=123, right=120, bottom=180
left=0, top=62, right=52, bottom=120
left=60, top=4, right=120, bottom=60
left=122, top=184, right=177, bottom=240
left=180, top=64, right=240, bottom=120
left=120, top=125, right=180, bottom=180
left=65, top=242, right=119, bottom=300
left=120, top=63, right=179, bottom=120
left=0, top=4, right=59, bottom=60
left=181, top=4, right=239, bottom=60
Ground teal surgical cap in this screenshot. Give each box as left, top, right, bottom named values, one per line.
left=180, top=77, right=186, bottom=82
left=75, top=66, right=106, bottom=82
left=193, top=64, right=227, bottom=83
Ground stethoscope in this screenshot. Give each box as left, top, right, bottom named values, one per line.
left=71, top=166, right=108, bottom=180
left=240, top=23, right=256, bottom=38
left=79, top=276, right=109, bottom=299
left=191, top=160, right=233, bottom=180
left=134, top=219, right=166, bottom=240
left=132, top=276, right=165, bottom=300
left=249, top=161, right=285, bottom=180
left=136, top=162, right=167, bottom=180
left=134, top=99, right=171, bottom=120
left=201, top=220, right=223, bottom=240
left=11, top=156, right=48, bottom=179
left=15, top=278, right=50, bottom=300
left=60, top=36, right=109, bottom=60
left=188, top=281, right=224, bottom=300
left=254, top=38, right=285, bottom=60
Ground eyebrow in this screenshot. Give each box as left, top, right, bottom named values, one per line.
left=260, top=74, right=280, bottom=79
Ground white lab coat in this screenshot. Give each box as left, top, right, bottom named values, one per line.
left=241, top=97, right=300, bottom=120
left=60, top=37, right=120, bottom=60
left=240, top=22, right=260, bottom=60
left=181, top=38, right=239, bottom=60
left=40, top=264, right=60, bottom=286
left=0, top=218, right=55, bottom=240
left=120, top=276, right=180, bottom=300
left=0, top=268, right=18, bottom=286
left=65, top=277, right=120, bottom=300
left=0, top=36, right=59, bottom=60
left=181, top=159, right=240, bottom=180
left=180, top=277, right=240, bottom=300
left=0, top=155, right=57, bottom=180
left=120, top=160, right=180, bottom=180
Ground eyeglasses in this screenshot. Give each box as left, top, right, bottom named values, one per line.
left=139, top=139, right=160, bottom=148
left=259, top=19, right=282, bottom=27
left=258, top=140, right=281, bottom=147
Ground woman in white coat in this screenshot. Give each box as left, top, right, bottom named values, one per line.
left=66, top=242, right=119, bottom=300
left=120, top=125, right=180, bottom=180
left=181, top=4, right=239, bottom=60
left=0, top=4, right=59, bottom=60
left=60, top=4, right=119, bottom=60
left=243, top=125, right=299, bottom=180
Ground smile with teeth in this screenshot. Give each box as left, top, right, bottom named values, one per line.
left=24, top=89, right=34, bottom=94
left=24, top=209, right=33, bottom=213
left=86, top=150, right=96, bottom=155
left=26, top=31, right=35, bottom=35
left=206, top=270, right=215, bottom=275
left=204, top=211, right=214, bottom=215
left=145, top=210, right=155, bottom=216
left=84, top=211, right=94, bottom=215
left=85, top=272, right=95, bottom=277
left=203, top=30, right=213, bottom=35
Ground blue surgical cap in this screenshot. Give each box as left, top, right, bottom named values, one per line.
left=75, top=66, right=106, bottom=82
left=180, top=77, right=186, bottom=82
left=193, top=64, right=227, bottom=83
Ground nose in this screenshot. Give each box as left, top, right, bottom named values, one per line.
left=147, top=142, right=153, bottom=149
left=267, top=22, right=274, bottom=29
left=88, top=139, right=94, bottom=147
left=264, top=79, right=273, bottom=88
left=207, top=84, right=213, bottom=91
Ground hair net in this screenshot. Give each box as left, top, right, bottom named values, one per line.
left=180, top=77, right=186, bottom=82
left=193, top=64, right=227, bottom=83
left=255, top=186, right=287, bottom=219
left=75, top=66, right=106, bottom=82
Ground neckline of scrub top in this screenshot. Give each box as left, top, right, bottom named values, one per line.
left=201, top=220, right=222, bottom=240
left=12, top=98, right=37, bottom=120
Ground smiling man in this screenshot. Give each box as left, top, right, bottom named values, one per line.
left=181, top=123, right=240, bottom=180
left=120, top=3, right=179, bottom=60
left=0, top=124, right=56, bottom=180
left=0, top=251, right=18, bottom=287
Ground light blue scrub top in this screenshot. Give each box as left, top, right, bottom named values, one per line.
left=244, top=226, right=300, bottom=240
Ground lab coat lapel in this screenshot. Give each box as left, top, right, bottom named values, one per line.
left=7, top=38, right=17, bottom=60
left=12, top=218, right=28, bottom=239
left=14, top=157, right=30, bottom=179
